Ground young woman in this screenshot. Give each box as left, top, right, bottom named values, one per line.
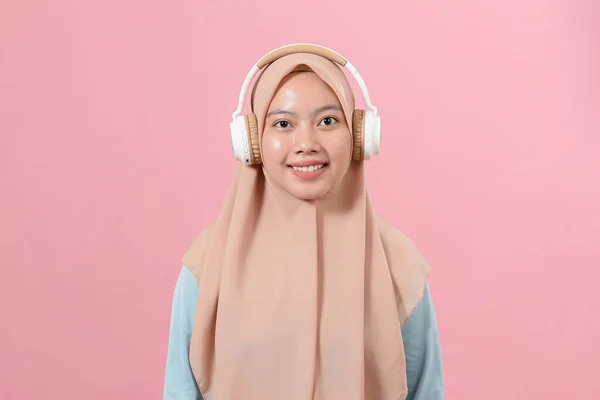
left=164, top=46, right=444, bottom=400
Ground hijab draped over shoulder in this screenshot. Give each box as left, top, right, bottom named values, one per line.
left=182, top=53, right=431, bottom=400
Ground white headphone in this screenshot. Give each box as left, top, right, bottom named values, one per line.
left=230, top=43, right=381, bottom=165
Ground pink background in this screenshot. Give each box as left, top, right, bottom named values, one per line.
left=1, top=0, right=599, bottom=398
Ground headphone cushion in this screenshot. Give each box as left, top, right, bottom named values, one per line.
left=352, top=109, right=366, bottom=161
left=245, top=113, right=261, bottom=164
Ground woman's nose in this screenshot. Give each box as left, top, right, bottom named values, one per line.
left=293, top=125, right=322, bottom=155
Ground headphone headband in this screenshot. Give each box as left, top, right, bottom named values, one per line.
left=231, top=43, right=378, bottom=120
left=257, top=43, right=347, bottom=68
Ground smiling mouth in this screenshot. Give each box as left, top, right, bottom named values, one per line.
left=287, top=163, right=329, bottom=180
left=289, top=164, right=327, bottom=172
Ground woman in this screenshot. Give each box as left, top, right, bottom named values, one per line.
left=164, top=48, right=444, bottom=399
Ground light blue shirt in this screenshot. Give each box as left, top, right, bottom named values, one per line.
left=164, top=266, right=444, bottom=399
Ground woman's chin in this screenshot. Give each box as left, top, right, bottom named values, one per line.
left=285, top=182, right=331, bottom=201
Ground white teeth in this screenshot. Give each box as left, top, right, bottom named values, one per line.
left=292, top=164, right=325, bottom=172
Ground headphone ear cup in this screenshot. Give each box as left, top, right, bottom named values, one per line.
left=352, top=109, right=366, bottom=161
left=230, top=115, right=248, bottom=164
left=362, top=109, right=381, bottom=160
left=229, top=113, right=261, bottom=165
left=245, top=113, right=261, bottom=165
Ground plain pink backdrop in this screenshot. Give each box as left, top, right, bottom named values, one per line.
left=1, top=0, right=599, bottom=399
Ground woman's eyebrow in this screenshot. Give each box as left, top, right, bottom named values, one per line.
left=313, top=104, right=342, bottom=115
left=266, top=105, right=342, bottom=118
left=266, top=109, right=299, bottom=118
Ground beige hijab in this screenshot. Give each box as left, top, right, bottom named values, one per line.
left=182, top=53, right=431, bottom=400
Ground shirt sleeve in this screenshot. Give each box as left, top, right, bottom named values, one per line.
left=401, top=282, right=445, bottom=400
left=163, top=266, right=203, bottom=400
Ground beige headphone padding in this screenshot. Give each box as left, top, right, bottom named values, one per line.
left=257, top=44, right=347, bottom=69
left=245, top=113, right=261, bottom=165
left=352, top=109, right=365, bottom=161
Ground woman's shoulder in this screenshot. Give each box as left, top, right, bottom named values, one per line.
left=374, top=215, right=432, bottom=326
left=375, top=216, right=415, bottom=245
left=181, top=219, right=217, bottom=283
left=375, top=215, right=428, bottom=269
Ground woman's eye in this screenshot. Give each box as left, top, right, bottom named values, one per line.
left=320, top=117, right=338, bottom=126
left=275, top=121, right=290, bottom=128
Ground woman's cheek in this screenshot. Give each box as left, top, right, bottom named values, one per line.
left=267, top=137, right=284, bottom=155
left=271, top=138, right=282, bottom=152
left=262, top=135, right=287, bottom=166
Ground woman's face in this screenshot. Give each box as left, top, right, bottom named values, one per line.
left=261, top=71, right=352, bottom=201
